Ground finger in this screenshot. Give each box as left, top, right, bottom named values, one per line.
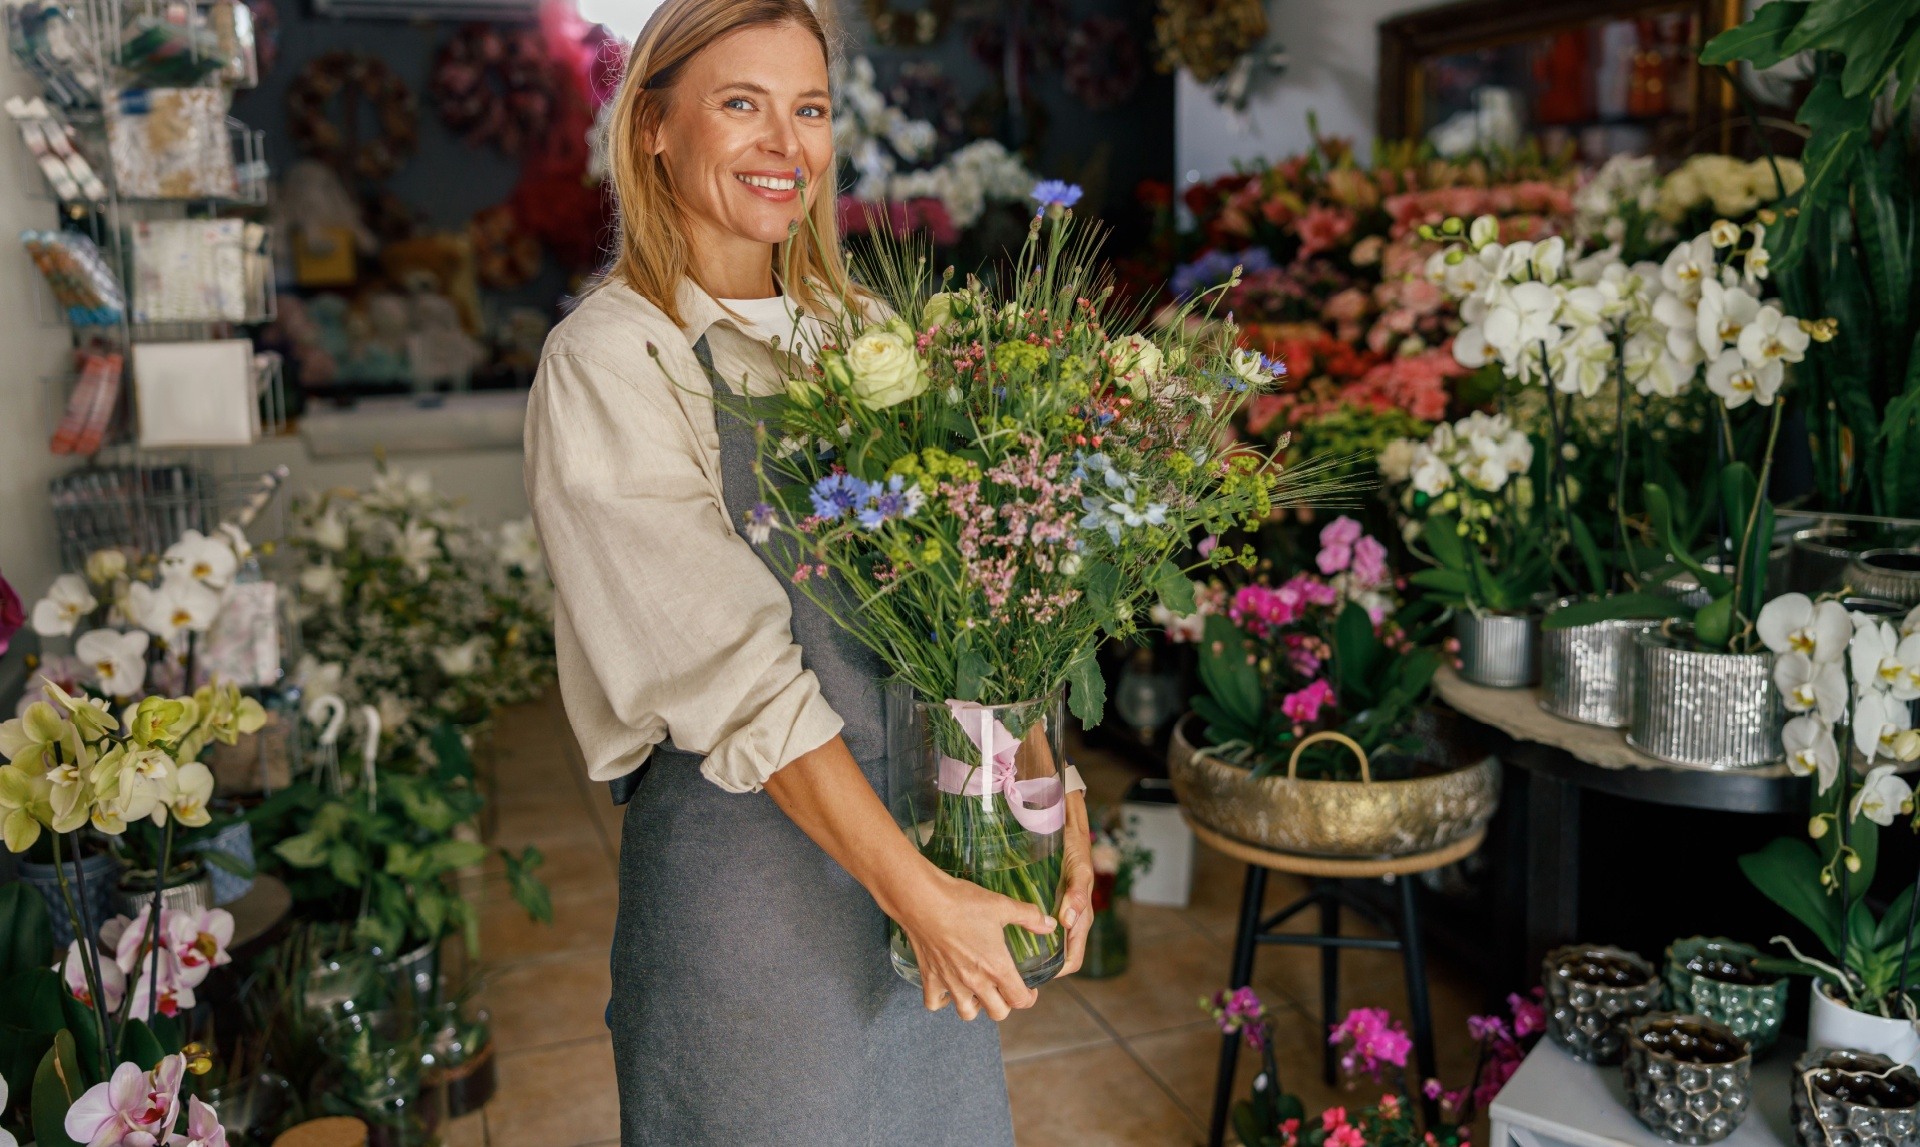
left=1003, top=897, right=1059, bottom=938
left=1058, top=875, right=1093, bottom=933
left=1062, top=911, right=1091, bottom=977
left=986, top=958, right=1039, bottom=1010
left=953, top=990, right=981, bottom=1022
left=922, top=971, right=950, bottom=1012
left=975, top=983, right=1013, bottom=1022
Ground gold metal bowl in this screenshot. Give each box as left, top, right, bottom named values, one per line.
left=1166, top=713, right=1501, bottom=859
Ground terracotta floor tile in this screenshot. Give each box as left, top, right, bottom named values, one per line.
left=1006, top=1042, right=1199, bottom=1147
left=483, top=947, right=614, bottom=1053
left=480, top=884, right=616, bottom=966
left=1068, top=927, right=1233, bottom=1039
left=438, top=1110, right=487, bottom=1147
left=1132, top=902, right=1199, bottom=941
left=491, top=801, right=599, bottom=852
left=485, top=1036, right=620, bottom=1147
left=1000, top=981, right=1113, bottom=1062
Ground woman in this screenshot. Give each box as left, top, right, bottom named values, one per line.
left=523, top=1, right=1094, bottom=1143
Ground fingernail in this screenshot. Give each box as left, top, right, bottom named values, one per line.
left=1063, top=908, right=1078, bottom=929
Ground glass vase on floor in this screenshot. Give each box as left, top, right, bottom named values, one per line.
left=1079, top=875, right=1130, bottom=980
left=886, top=685, right=1067, bottom=989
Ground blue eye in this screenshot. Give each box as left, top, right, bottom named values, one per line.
left=724, top=97, right=754, bottom=111
left=798, top=105, right=828, bottom=119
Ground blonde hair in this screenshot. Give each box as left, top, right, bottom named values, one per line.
left=605, top=0, right=850, bottom=326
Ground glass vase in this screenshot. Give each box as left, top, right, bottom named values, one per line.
left=1079, top=876, right=1130, bottom=980
left=886, top=685, right=1067, bottom=988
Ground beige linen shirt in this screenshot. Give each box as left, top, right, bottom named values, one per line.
left=524, top=278, right=841, bottom=793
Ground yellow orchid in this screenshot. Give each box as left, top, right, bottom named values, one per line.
left=0, top=763, right=52, bottom=851
left=39, top=679, right=120, bottom=743
left=0, top=701, right=67, bottom=773
left=128, top=695, right=198, bottom=748
left=167, top=762, right=215, bottom=828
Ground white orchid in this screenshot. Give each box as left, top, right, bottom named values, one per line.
left=74, top=629, right=150, bottom=699
left=31, top=574, right=98, bottom=637
left=1705, top=349, right=1782, bottom=409
left=311, top=506, right=349, bottom=551
left=160, top=530, right=238, bottom=590
left=292, top=655, right=345, bottom=723
left=298, top=560, right=345, bottom=605
left=1550, top=325, right=1614, bottom=397
left=1851, top=621, right=1919, bottom=698
left=166, top=761, right=214, bottom=827
left=1410, top=448, right=1452, bottom=497
left=1623, top=332, right=1693, bottom=398
left=1851, top=764, right=1914, bottom=826
left=1854, top=691, right=1916, bottom=762
left=85, top=548, right=128, bottom=586
left=131, top=578, right=223, bottom=644
left=1736, top=306, right=1809, bottom=369
left=497, top=518, right=545, bottom=576
left=367, top=467, right=435, bottom=510
left=397, top=520, right=439, bottom=583
left=1480, top=282, right=1563, bottom=367
left=1659, top=235, right=1716, bottom=302
left=1772, top=652, right=1847, bottom=723
left=1695, top=280, right=1762, bottom=359
left=1757, top=594, right=1852, bottom=663
left=432, top=637, right=489, bottom=678
left=1781, top=715, right=1841, bottom=794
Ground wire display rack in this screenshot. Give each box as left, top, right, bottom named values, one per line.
left=48, top=458, right=289, bottom=571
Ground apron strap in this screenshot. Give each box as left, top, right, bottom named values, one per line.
left=608, top=333, right=723, bottom=807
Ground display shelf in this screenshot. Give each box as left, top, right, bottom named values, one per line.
left=49, top=457, right=289, bottom=571
left=1490, top=1039, right=1795, bottom=1147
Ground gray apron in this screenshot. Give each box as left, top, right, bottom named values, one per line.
left=604, top=336, right=1014, bottom=1146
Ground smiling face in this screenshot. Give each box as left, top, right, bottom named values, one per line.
left=649, top=21, right=832, bottom=288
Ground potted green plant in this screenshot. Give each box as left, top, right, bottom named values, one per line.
left=1167, top=517, right=1498, bottom=857
left=1080, top=814, right=1152, bottom=980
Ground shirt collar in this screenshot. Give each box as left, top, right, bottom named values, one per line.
left=674, top=278, right=732, bottom=345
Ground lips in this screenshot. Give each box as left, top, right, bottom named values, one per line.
left=736, top=170, right=800, bottom=203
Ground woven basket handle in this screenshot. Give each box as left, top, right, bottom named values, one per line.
left=1285, top=730, right=1371, bottom=784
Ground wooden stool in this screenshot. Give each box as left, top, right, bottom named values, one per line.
left=1196, top=817, right=1486, bottom=1147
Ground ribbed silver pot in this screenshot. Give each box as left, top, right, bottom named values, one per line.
left=1540, top=597, right=1657, bottom=728
left=1649, top=557, right=1732, bottom=610
left=1628, top=629, right=1782, bottom=768
left=1790, top=524, right=1871, bottom=594
left=1848, top=550, right=1920, bottom=607
left=1455, top=609, right=1541, bottom=688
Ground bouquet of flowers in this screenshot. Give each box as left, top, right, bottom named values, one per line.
left=287, top=467, right=556, bottom=765
left=1172, top=516, right=1437, bottom=778
left=736, top=180, right=1351, bottom=981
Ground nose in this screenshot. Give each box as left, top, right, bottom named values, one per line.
left=761, top=112, right=800, bottom=166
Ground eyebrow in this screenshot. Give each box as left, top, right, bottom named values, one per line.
left=717, top=81, right=830, bottom=100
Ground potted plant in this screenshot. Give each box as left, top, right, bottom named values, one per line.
left=1080, top=814, right=1153, bottom=980
left=1167, top=516, right=1499, bottom=857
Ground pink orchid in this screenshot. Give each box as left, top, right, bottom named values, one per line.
left=1322, top=1107, right=1350, bottom=1130
left=1508, top=990, right=1545, bottom=1039
left=1350, top=537, right=1388, bottom=588
left=1317, top=517, right=1364, bottom=574
left=170, top=1096, right=228, bottom=1147
left=61, top=939, right=127, bottom=1012
left=166, top=907, right=235, bottom=978
left=1294, top=205, right=1356, bottom=261
left=1281, top=680, right=1336, bottom=724
left=1331, top=1006, right=1413, bottom=1080
left=0, top=566, right=22, bottom=658
left=65, top=1054, right=185, bottom=1147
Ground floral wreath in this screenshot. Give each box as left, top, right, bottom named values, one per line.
left=469, top=203, right=542, bottom=289
left=1152, top=0, right=1268, bottom=85
left=286, top=51, right=418, bottom=181
left=863, top=0, right=954, bottom=47
left=1064, top=16, right=1143, bottom=111
left=430, top=23, right=555, bottom=158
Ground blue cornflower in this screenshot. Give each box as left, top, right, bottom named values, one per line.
left=856, top=474, right=924, bottom=531
left=1030, top=180, right=1084, bottom=212
left=809, top=473, right=869, bottom=521
left=744, top=502, right=776, bottom=544
left=1169, top=246, right=1275, bottom=300
left=1260, top=354, right=1287, bottom=379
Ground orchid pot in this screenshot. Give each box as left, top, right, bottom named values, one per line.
left=1849, top=550, right=1920, bottom=608
left=1790, top=523, right=1876, bottom=594
left=1543, top=944, right=1661, bottom=1065
left=1807, top=980, right=1920, bottom=1072
left=1790, top=1047, right=1920, bottom=1147
left=1541, top=595, right=1658, bottom=728
left=1622, top=1013, right=1753, bottom=1144
left=885, top=686, right=1067, bottom=989
left=16, top=846, right=119, bottom=948
left=1628, top=627, right=1782, bottom=769
left=118, top=856, right=213, bottom=919
left=187, top=806, right=256, bottom=906
left=1454, top=607, right=1541, bottom=688
left=1168, top=710, right=1500, bottom=859
left=1662, top=937, right=1788, bottom=1057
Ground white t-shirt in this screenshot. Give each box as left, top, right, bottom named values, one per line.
left=718, top=295, right=824, bottom=363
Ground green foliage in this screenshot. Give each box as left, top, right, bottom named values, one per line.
left=31, top=1031, right=85, bottom=1147
left=0, top=883, right=53, bottom=983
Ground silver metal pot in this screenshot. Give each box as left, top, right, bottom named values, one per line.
left=1455, top=608, right=1541, bottom=688
left=1848, top=549, right=1920, bottom=607
left=1791, top=522, right=1875, bottom=593
left=1540, top=596, right=1658, bottom=728
left=1628, top=628, right=1782, bottom=769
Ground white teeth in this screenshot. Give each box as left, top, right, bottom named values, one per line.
left=738, top=174, right=796, bottom=191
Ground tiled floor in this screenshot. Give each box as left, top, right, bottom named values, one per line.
left=451, top=695, right=1485, bottom=1146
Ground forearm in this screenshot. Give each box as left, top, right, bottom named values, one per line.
left=762, top=733, right=942, bottom=922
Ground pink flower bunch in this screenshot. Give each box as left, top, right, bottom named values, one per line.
left=1329, top=1006, right=1413, bottom=1082
left=1462, top=989, right=1545, bottom=1111
left=1321, top=1107, right=1367, bottom=1147
left=947, top=436, right=1085, bottom=624
left=1295, top=204, right=1357, bottom=261
left=1315, top=517, right=1390, bottom=589
left=1281, top=679, right=1336, bottom=725
left=63, top=905, right=235, bottom=1020
left=1343, top=350, right=1460, bottom=422
left=1203, top=986, right=1271, bottom=1049
left=836, top=195, right=959, bottom=246
left=64, top=1052, right=229, bottom=1147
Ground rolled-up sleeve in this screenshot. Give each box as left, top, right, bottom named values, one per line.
left=525, top=347, right=843, bottom=793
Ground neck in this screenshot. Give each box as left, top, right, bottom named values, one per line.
left=689, top=219, right=778, bottom=300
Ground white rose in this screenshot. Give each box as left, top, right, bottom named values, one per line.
left=1106, top=334, right=1165, bottom=396
left=844, top=323, right=928, bottom=409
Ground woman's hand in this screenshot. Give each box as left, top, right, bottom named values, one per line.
left=1056, top=793, right=1094, bottom=975
left=893, top=872, right=1055, bottom=1022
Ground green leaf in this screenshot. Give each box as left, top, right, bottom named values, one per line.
left=1739, top=837, right=1841, bottom=957
left=3, top=970, right=66, bottom=1035
left=120, top=1019, right=165, bottom=1072
left=1782, top=0, right=1891, bottom=56
left=327, top=841, right=364, bottom=888
left=1694, top=592, right=1735, bottom=648
left=1422, top=514, right=1468, bottom=572
left=427, top=840, right=490, bottom=873
left=415, top=888, right=447, bottom=942
left=273, top=831, right=331, bottom=869
left=1084, top=561, right=1121, bottom=616
left=1406, top=568, right=1471, bottom=596
left=197, top=848, right=255, bottom=880
left=954, top=643, right=990, bottom=704
left=1196, top=615, right=1262, bottom=727
left=1874, top=884, right=1917, bottom=949
left=1700, top=0, right=1807, bottom=67
left=429, top=722, right=475, bottom=784
left=1151, top=560, right=1196, bottom=615
left=1794, top=74, right=1871, bottom=222
left=1543, top=593, right=1691, bottom=631
left=1331, top=602, right=1382, bottom=707
left=1567, top=514, right=1606, bottom=596
left=503, top=846, right=553, bottom=926
left=0, top=885, right=54, bottom=984
left=31, top=1032, right=85, bottom=1147
left=57, top=993, right=100, bottom=1086
left=1066, top=647, right=1106, bottom=727
left=1645, top=483, right=1731, bottom=595
left=384, top=842, right=424, bottom=879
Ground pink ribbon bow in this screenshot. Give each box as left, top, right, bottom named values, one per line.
left=935, top=700, right=1066, bottom=835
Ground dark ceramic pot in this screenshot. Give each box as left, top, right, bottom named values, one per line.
left=1543, top=944, right=1661, bottom=1065
left=1622, top=1013, right=1752, bottom=1144
left=1662, top=937, right=1789, bottom=1057
left=1790, top=1048, right=1920, bottom=1147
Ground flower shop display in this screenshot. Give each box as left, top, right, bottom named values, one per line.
left=1661, top=937, right=1789, bottom=1058
left=1541, top=944, right=1661, bottom=1065
left=1849, top=550, right=1920, bottom=609
left=727, top=180, right=1348, bottom=987
left=1791, top=1048, right=1920, bottom=1146
left=1080, top=814, right=1152, bottom=980
left=1165, top=515, right=1498, bottom=857
left=286, top=466, right=556, bottom=768
left=1202, top=987, right=1543, bottom=1146
left=1620, top=1013, right=1752, bottom=1144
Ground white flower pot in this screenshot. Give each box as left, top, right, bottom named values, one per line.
left=1808, top=981, right=1920, bottom=1070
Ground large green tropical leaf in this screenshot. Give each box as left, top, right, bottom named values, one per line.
left=1700, top=0, right=1807, bottom=67
left=1739, top=837, right=1841, bottom=957
left=30, top=1032, right=84, bottom=1147
left=0, top=885, right=53, bottom=984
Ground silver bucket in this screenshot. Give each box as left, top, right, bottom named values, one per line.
left=1627, top=628, right=1781, bottom=768
left=1540, top=597, right=1657, bottom=728
left=1455, top=609, right=1541, bottom=688
left=1847, top=550, right=1920, bottom=607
